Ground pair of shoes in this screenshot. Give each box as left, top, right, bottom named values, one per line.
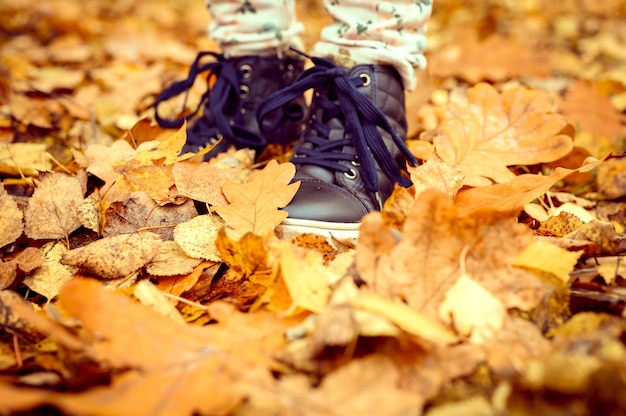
left=154, top=51, right=417, bottom=241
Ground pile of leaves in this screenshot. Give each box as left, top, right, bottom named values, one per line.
left=1, top=0, right=626, bottom=414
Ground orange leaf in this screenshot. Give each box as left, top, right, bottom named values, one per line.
left=454, top=158, right=604, bottom=216
left=214, top=160, right=299, bottom=238
left=434, top=83, right=573, bottom=186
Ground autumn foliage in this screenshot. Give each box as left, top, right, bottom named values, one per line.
left=1, top=0, right=626, bottom=414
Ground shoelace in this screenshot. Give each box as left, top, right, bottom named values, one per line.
left=258, top=55, right=417, bottom=194
left=153, top=51, right=266, bottom=149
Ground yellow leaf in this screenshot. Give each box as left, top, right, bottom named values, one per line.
left=351, top=291, right=457, bottom=346
left=279, top=241, right=331, bottom=314
left=0, top=143, right=52, bottom=177
left=173, top=215, right=221, bottom=262
left=0, top=185, right=24, bottom=248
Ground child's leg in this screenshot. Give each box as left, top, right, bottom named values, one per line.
left=206, top=0, right=305, bottom=56
left=312, top=0, right=432, bottom=90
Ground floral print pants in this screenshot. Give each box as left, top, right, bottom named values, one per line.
left=205, top=0, right=432, bottom=90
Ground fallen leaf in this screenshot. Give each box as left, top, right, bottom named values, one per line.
left=454, top=158, right=605, bottom=216
left=77, top=191, right=102, bottom=233
left=24, top=172, right=84, bottom=240
left=513, top=239, right=583, bottom=284
left=429, top=31, right=551, bottom=84
left=145, top=240, right=202, bottom=276
left=103, top=191, right=197, bottom=241
left=214, top=160, right=300, bottom=238
left=408, top=151, right=465, bottom=200
left=24, top=241, right=77, bottom=300
left=85, top=140, right=136, bottom=201
left=351, top=291, right=458, bottom=346
left=61, top=232, right=161, bottom=280
left=0, top=143, right=52, bottom=177
left=596, top=158, right=626, bottom=200
left=438, top=248, right=507, bottom=344
left=279, top=241, right=333, bottom=314
left=434, top=83, right=573, bottom=186
left=358, top=190, right=544, bottom=322
left=173, top=161, right=243, bottom=206
left=0, top=185, right=24, bottom=248
left=133, top=279, right=185, bottom=323
left=173, top=215, right=220, bottom=261
left=559, top=79, right=626, bottom=148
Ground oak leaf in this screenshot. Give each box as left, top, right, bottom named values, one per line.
left=0, top=185, right=23, bottom=248
left=61, top=232, right=162, bottom=280
left=24, top=172, right=84, bottom=240
left=214, top=160, right=300, bottom=238
left=434, top=83, right=573, bottom=186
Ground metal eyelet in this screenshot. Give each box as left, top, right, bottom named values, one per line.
left=240, top=108, right=246, bottom=115
left=351, top=159, right=360, bottom=167
left=359, top=73, right=371, bottom=87
left=240, top=85, right=250, bottom=99
left=240, top=64, right=252, bottom=79
left=344, top=168, right=357, bottom=179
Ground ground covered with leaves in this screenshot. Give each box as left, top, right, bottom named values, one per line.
left=1, top=0, right=626, bottom=414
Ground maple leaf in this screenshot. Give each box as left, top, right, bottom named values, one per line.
left=24, top=172, right=84, bottom=241
left=61, top=232, right=162, bottom=280
left=214, top=160, right=300, bottom=238
left=434, top=83, right=574, bottom=186
left=357, top=189, right=545, bottom=323
left=0, top=185, right=24, bottom=248
left=429, top=31, right=551, bottom=84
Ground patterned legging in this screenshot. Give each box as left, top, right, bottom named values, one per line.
left=205, top=0, right=432, bottom=90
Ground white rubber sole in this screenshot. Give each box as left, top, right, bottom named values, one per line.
left=275, top=217, right=361, bottom=245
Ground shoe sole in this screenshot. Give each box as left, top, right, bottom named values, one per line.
left=275, top=218, right=360, bottom=245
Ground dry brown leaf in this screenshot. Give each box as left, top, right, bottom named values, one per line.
left=77, top=191, right=102, bottom=234
left=596, top=158, right=626, bottom=200
left=114, top=160, right=177, bottom=204
left=214, top=160, right=300, bottom=238
left=24, top=241, right=77, bottom=300
left=173, top=215, right=221, bottom=261
left=61, top=232, right=161, bottom=280
left=358, top=189, right=544, bottom=323
left=85, top=140, right=137, bottom=201
left=0, top=185, right=24, bottom=248
left=434, top=83, right=573, bottom=186
left=24, top=172, right=84, bottom=240
left=173, top=161, right=243, bottom=206
left=145, top=240, right=202, bottom=276
left=133, top=280, right=185, bottom=323
left=103, top=191, right=197, bottom=241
